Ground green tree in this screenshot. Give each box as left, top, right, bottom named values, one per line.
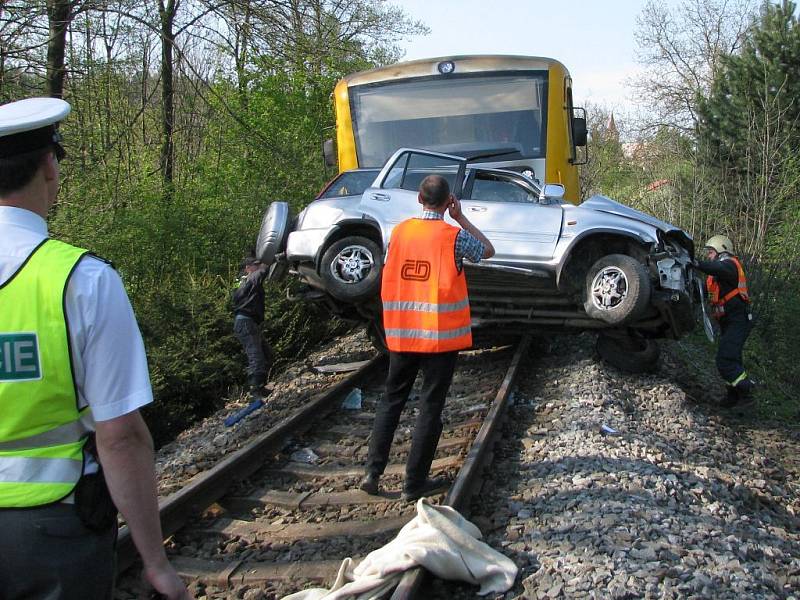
left=696, top=0, right=800, bottom=259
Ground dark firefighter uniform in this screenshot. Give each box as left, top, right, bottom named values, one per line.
left=696, top=237, right=754, bottom=407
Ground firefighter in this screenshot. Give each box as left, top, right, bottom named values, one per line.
left=359, top=174, right=494, bottom=502
left=0, top=98, right=189, bottom=599
left=695, top=235, right=755, bottom=408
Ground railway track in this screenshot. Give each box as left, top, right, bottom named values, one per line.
left=117, top=334, right=530, bottom=599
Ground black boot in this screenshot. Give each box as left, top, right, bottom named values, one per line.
left=359, top=472, right=380, bottom=495
left=720, top=386, right=739, bottom=408
left=734, top=378, right=756, bottom=409
left=402, top=476, right=449, bottom=502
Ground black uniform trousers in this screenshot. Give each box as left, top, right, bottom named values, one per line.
left=716, top=312, right=752, bottom=385
left=0, top=503, right=117, bottom=600
left=365, top=350, right=458, bottom=490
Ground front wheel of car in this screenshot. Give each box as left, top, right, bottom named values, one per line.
left=584, top=254, right=651, bottom=325
left=596, top=332, right=660, bottom=373
left=320, top=236, right=382, bottom=302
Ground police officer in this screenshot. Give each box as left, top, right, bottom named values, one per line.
left=0, top=98, right=189, bottom=599
left=696, top=234, right=755, bottom=408
left=360, top=175, right=494, bottom=501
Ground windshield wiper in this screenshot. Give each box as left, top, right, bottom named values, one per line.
left=463, top=149, right=523, bottom=162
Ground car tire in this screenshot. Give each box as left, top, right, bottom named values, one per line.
left=596, top=333, right=660, bottom=373
left=584, top=254, right=651, bottom=325
left=256, top=202, right=291, bottom=266
left=320, top=236, right=382, bottom=302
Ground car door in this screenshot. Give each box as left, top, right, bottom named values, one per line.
left=460, top=170, right=563, bottom=264
left=358, top=149, right=467, bottom=248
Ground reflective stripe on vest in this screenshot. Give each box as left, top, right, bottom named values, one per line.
left=381, top=219, right=472, bottom=353
left=0, top=455, right=83, bottom=483
left=0, top=238, right=90, bottom=507
left=706, top=255, right=750, bottom=319
left=384, top=325, right=473, bottom=341
left=382, top=298, right=470, bottom=313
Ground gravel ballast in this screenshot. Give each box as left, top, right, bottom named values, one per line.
left=432, top=333, right=799, bottom=599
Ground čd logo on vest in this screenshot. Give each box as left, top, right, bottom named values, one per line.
left=401, top=260, right=431, bottom=281
left=0, top=333, right=42, bottom=381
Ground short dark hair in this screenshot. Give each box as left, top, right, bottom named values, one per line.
left=419, top=175, right=450, bottom=208
left=0, top=147, right=51, bottom=196
left=240, top=256, right=260, bottom=270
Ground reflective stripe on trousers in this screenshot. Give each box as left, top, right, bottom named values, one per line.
left=731, top=371, right=749, bottom=387
left=0, top=456, right=83, bottom=483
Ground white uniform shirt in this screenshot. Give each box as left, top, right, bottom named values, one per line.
left=0, top=206, right=153, bottom=422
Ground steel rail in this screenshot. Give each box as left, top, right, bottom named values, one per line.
left=116, top=353, right=387, bottom=573
left=390, top=334, right=531, bottom=600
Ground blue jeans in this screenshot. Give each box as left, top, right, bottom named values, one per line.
left=234, top=315, right=267, bottom=388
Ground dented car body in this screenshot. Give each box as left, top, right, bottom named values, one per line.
left=258, top=149, right=705, bottom=370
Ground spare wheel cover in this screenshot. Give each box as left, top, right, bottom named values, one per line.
left=256, top=202, right=290, bottom=265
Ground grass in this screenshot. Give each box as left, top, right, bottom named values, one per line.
left=666, top=329, right=798, bottom=423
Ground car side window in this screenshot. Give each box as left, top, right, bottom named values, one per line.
left=470, top=175, right=536, bottom=203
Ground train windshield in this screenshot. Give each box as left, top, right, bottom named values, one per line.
left=349, top=72, right=548, bottom=167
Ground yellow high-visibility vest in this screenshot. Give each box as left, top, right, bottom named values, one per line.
left=0, top=239, right=91, bottom=507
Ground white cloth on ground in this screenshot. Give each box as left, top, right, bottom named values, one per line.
left=280, top=499, right=518, bottom=600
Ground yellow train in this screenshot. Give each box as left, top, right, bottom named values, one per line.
left=324, top=55, right=587, bottom=204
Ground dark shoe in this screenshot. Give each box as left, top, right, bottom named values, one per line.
left=402, top=476, right=449, bottom=502
left=720, top=386, right=739, bottom=408
left=736, top=378, right=756, bottom=398
left=359, top=473, right=380, bottom=495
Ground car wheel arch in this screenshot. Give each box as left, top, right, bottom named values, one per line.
left=556, top=229, right=653, bottom=291
left=315, top=220, right=384, bottom=274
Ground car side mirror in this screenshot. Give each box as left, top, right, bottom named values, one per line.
left=322, top=138, right=336, bottom=167
left=542, top=184, right=565, bottom=200
left=572, top=116, right=587, bottom=147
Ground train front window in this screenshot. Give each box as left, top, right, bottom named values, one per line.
left=349, top=72, right=547, bottom=167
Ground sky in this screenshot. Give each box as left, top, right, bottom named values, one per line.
left=391, top=0, right=680, bottom=114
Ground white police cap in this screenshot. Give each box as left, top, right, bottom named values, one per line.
left=0, top=97, right=70, bottom=158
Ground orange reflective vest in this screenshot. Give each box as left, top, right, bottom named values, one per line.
left=382, top=219, right=472, bottom=353
left=706, top=255, right=750, bottom=319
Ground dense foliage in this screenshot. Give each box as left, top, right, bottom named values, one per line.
left=600, top=0, right=800, bottom=419
left=1, top=0, right=425, bottom=444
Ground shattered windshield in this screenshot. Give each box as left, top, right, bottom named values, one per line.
left=349, top=72, right=547, bottom=167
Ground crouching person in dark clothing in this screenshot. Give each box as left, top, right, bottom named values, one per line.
left=232, top=257, right=270, bottom=395
left=695, top=235, right=755, bottom=409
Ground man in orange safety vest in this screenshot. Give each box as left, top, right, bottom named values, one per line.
left=360, top=174, right=494, bottom=501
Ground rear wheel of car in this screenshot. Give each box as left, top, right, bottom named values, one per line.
left=256, top=202, right=291, bottom=266
left=596, top=332, right=660, bottom=373
left=320, top=236, right=382, bottom=302
left=584, top=254, right=651, bottom=325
